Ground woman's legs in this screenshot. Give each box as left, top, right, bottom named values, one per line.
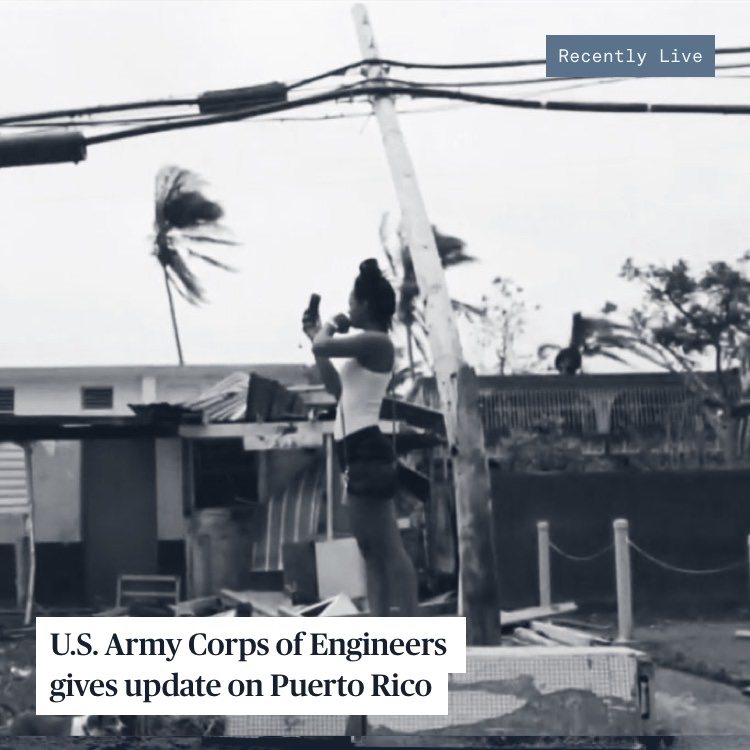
left=348, top=492, right=419, bottom=616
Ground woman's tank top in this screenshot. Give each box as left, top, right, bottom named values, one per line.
left=334, top=357, right=391, bottom=441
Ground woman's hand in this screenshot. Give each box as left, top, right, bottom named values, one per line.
left=302, top=308, right=321, bottom=342
left=329, top=313, right=351, bottom=334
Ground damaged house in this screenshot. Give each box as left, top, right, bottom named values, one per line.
left=0, top=365, right=442, bottom=611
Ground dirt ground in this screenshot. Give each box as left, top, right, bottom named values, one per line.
left=635, top=618, right=750, bottom=686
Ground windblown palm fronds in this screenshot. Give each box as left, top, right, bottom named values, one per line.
left=153, top=166, right=238, bottom=364
left=539, top=311, right=665, bottom=374
left=380, top=214, right=479, bottom=382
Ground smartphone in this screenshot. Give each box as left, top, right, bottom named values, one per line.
left=307, top=294, right=321, bottom=319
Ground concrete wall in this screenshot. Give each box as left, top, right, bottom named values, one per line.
left=492, top=469, right=750, bottom=613
left=155, top=438, right=185, bottom=540
left=0, top=364, right=314, bottom=417
left=81, top=439, right=158, bottom=606
left=6, top=375, right=217, bottom=416
left=32, top=441, right=82, bottom=543
left=0, top=437, right=185, bottom=545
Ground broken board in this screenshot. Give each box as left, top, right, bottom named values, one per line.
left=499, top=601, right=577, bottom=629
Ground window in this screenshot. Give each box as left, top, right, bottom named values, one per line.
left=0, top=388, right=14, bottom=414
left=81, top=386, right=114, bottom=410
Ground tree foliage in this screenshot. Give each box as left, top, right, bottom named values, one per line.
left=621, top=256, right=750, bottom=401
left=154, top=166, right=238, bottom=306
left=616, top=255, right=750, bottom=463
left=152, top=166, right=238, bottom=364
left=467, top=277, right=539, bottom=375
left=538, top=311, right=660, bottom=374
left=379, top=214, right=480, bottom=387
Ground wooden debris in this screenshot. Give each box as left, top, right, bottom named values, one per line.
left=530, top=620, right=610, bottom=647
left=170, top=595, right=225, bottom=617
left=500, top=601, right=578, bottom=629
left=320, top=593, right=359, bottom=617
left=278, top=594, right=362, bottom=617
left=512, top=627, right=556, bottom=646
left=220, top=589, right=293, bottom=616
left=735, top=629, right=750, bottom=640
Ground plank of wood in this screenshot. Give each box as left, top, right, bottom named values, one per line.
left=530, top=620, right=609, bottom=647
left=170, top=595, right=225, bottom=617
left=512, top=627, right=556, bottom=646
left=277, top=604, right=307, bottom=617
left=320, top=594, right=360, bottom=617
left=499, top=601, right=578, bottom=628
left=735, top=629, right=750, bottom=640
left=220, top=589, right=292, bottom=616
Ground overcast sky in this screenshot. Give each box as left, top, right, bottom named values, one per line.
left=2, top=0, right=750, bottom=371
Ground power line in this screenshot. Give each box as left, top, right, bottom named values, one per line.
left=6, top=50, right=750, bottom=141
left=716, top=61, right=750, bottom=70
left=0, top=96, right=197, bottom=127
left=11, top=69, right=750, bottom=134
left=3, top=46, right=750, bottom=127
left=84, top=82, right=750, bottom=147
left=290, top=45, right=750, bottom=87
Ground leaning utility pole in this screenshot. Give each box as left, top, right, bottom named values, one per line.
left=352, top=4, right=500, bottom=645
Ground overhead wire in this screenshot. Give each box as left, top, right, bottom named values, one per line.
left=4, top=44, right=750, bottom=127
left=9, top=65, right=750, bottom=134
left=81, top=80, right=750, bottom=147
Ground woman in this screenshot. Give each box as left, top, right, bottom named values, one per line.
left=302, top=258, right=418, bottom=617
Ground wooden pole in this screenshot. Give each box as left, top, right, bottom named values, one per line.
left=352, top=3, right=500, bottom=644
left=537, top=520, right=551, bottom=608
left=614, top=518, right=633, bottom=643
left=22, top=443, right=36, bottom=626
left=324, top=433, right=335, bottom=541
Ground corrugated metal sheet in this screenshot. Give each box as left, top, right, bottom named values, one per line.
left=250, top=461, right=326, bottom=572
left=183, top=372, right=250, bottom=422
left=0, top=442, right=29, bottom=512
left=181, top=372, right=331, bottom=424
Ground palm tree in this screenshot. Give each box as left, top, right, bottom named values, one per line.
left=380, top=214, right=481, bottom=379
left=153, top=166, right=238, bottom=365
left=538, top=310, right=664, bottom=374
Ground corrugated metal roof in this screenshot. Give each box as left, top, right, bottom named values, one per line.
left=181, top=372, right=333, bottom=424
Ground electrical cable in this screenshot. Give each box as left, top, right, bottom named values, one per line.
left=6, top=44, right=750, bottom=126
left=5, top=46, right=750, bottom=139
left=83, top=82, right=750, bottom=147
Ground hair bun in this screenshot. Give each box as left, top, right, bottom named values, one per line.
left=359, top=258, right=382, bottom=279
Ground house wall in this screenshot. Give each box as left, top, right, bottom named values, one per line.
left=0, top=438, right=185, bottom=545
left=81, top=439, right=159, bottom=607
left=492, top=469, right=750, bottom=613
left=32, top=441, right=82, bottom=543
left=155, top=438, right=185, bottom=540
left=0, top=364, right=313, bottom=417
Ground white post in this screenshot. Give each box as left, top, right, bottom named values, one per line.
left=325, top=434, right=335, bottom=541
left=352, top=3, right=499, bottom=644
left=614, top=518, right=633, bottom=643
left=537, top=521, right=551, bottom=608
left=23, top=443, right=36, bottom=627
